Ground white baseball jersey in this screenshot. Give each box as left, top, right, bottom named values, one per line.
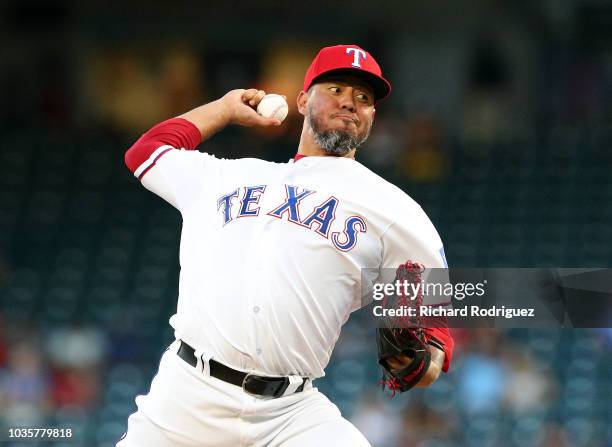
left=136, top=147, right=447, bottom=379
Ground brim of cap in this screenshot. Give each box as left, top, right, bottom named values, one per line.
left=309, top=68, right=392, bottom=102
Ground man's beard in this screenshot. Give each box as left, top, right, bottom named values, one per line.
left=308, top=104, right=372, bottom=156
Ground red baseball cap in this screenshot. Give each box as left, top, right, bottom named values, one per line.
left=303, top=44, right=392, bottom=101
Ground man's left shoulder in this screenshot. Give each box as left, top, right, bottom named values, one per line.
left=371, top=176, right=439, bottom=231
left=350, top=161, right=412, bottom=196
left=361, top=169, right=424, bottom=215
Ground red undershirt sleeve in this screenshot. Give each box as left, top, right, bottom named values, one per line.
left=124, top=118, right=202, bottom=179
left=423, top=325, right=454, bottom=372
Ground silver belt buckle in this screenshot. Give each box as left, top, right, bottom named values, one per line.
left=241, top=373, right=257, bottom=396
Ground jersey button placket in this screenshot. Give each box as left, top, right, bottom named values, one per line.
left=252, top=223, right=270, bottom=362
left=253, top=305, right=262, bottom=356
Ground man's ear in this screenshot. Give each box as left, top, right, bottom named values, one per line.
left=297, top=91, right=309, bottom=116
left=372, top=108, right=376, bottom=121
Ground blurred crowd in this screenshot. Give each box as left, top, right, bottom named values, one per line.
left=0, top=318, right=107, bottom=433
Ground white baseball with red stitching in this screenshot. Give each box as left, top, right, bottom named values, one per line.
left=257, top=94, right=289, bottom=121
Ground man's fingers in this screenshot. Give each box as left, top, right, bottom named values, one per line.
left=239, top=105, right=281, bottom=127
left=242, top=89, right=266, bottom=107
left=241, top=88, right=258, bottom=102
left=256, top=114, right=281, bottom=127
left=386, top=354, right=413, bottom=371
left=232, top=90, right=281, bottom=127
left=250, top=90, right=266, bottom=106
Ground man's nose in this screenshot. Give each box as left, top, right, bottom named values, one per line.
left=338, top=90, right=356, bottom=112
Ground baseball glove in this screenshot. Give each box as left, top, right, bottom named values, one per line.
left=377, top=261, right=431, bottom=395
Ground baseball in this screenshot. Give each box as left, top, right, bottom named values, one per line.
left=257, top=94, right=289, bottom=122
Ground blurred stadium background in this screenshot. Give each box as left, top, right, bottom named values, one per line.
left=0, top=0, right=611, bottom=446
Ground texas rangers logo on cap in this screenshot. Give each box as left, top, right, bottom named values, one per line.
left=346, top=47, right=366, bottom=68
left=303, top=44, right=392, bottom=101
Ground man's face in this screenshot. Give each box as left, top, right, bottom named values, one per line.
left=305, top=76, right=376, bottom=155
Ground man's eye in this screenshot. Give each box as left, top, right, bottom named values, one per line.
left=357, top=94, right=369, bottom=102
left=329, top=86, right=340, bottom=93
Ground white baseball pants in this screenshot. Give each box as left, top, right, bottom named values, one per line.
left=116, top=341, right=371, bottom=447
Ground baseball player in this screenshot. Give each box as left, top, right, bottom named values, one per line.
left=118, top=44, right=454, bottom=446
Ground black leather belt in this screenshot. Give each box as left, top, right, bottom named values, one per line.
left=177, top=340, right=307, bottom=398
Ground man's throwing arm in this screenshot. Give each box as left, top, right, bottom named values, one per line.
left=124, top=90, right=281, bottom=210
